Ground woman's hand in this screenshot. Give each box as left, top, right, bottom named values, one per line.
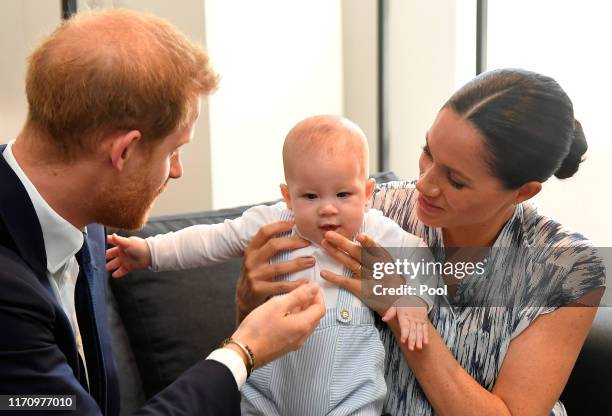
left=236, top=220, right=315, bottom=322
left=319, top=231, right=405, bottom=316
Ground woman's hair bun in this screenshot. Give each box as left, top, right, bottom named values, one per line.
left=554, top=119, right=588, bottom=179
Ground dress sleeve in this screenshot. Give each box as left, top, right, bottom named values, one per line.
left=371, top=181, right=418, bottom=225
left=559, top=245, right=606, bottom=304
left=511, top=244, right=606, bottom=339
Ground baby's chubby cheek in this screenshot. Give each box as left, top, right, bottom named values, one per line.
left=340, top=224, right=362, bottom=241
left=343, top=209, right=366, bottom=237
left=329, top=215, right=365, bottom=242
left=291, top=218, right=321, bottom=243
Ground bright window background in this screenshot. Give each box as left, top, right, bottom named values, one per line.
left=387, top=0, right=470, bottom=181
left=205, top=0, right=344, bottom=209
left=488, top=0, right=612, bottom=247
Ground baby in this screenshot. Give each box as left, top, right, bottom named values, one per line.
left=106, top=115, right=435, bottom=415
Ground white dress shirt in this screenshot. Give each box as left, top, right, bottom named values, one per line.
left=147, top=202, right=433, bottom=310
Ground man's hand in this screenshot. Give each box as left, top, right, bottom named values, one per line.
left=231, top=282, right=325, bottom=368
left=105, top=233, right=151, bottom=278
left=236, top=220, right=315, bottom=322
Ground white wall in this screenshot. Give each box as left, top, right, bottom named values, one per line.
left=204, top=0, right=344, bottom=209
left=1, top=0, right=213, bottom=216
left=0, top=1, right=61, bottom=143
left=486, top=1, right=612, bottom=302
left=0, top=1, right=370, bottom=214
left=487, top=0, right=612, bottom=248
left=342, top=0, right=379, bottom=174
left=385, top=0, right=610, bottom=303
left=387, top=0, right=458, bottom=181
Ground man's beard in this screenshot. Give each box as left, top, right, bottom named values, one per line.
left=94, top=175, right=169, bottom=231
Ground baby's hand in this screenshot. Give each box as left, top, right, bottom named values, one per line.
left=105, top=234, right=151, bottom=278
left=382, top=297, right=429, bottom=351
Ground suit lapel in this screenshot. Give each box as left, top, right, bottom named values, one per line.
left=0, top=144, right=50, bottom=290
left=1, top=144, right=119, bottom=415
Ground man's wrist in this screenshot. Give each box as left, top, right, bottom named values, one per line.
left=221, top=338, right=255, bottom=377
left=223, top=343, right=248, bottom=367
left=206, top=348, right=247, bottom=388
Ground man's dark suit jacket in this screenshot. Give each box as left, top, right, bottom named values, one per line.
left=0, top=144, right=240, bottom=415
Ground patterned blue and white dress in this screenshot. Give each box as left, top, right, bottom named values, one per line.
left=371, top=181, right=606, bottom=416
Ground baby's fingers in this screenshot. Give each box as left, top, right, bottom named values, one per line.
left=107, top=233, right=133, bottom=250
left=105, top=257, right=120, bottom=272
left=408, top=321, right=418, bottom=351
left=112, top=233, right=133, bottom=248
left=400, top=319, right=410, bottom=344
left=382, top=307, right=396, bottom=323
left=106, top=246, right=119, bottom=259
left=415, top=323, right=424, bottom=350
left=111, top=266, right=129, bottom=279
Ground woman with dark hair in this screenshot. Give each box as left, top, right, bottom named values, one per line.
left=236, top=69, right=606, bottom=415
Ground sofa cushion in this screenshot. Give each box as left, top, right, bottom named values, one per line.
left=560, top=305, right=612, bottom=414
left=109, top=172, right=400, bottom=401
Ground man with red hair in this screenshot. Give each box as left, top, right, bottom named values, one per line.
left=0, top=9, right=324, bottom=415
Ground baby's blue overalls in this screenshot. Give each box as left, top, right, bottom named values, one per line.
left=241, top=218, right=387, bottom=416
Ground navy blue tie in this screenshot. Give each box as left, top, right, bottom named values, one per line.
left=75, top=233, right=107, bottom=413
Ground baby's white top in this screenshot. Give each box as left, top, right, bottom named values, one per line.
left=146, top=202, right=434, bottom=309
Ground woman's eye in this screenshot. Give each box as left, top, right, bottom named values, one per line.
left=337, top=192, right=351, bottom=198
left=449, top=177, right=465, bottom=190
left=303, top=193, right=318, bottom=200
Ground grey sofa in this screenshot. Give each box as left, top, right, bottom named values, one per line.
left=106, top=173, right=611, bottom=415
left=106, top=203, right=251, bottom=415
